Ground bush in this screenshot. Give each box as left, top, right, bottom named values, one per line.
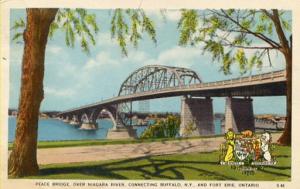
left=140, top=115, right=180, bottom=139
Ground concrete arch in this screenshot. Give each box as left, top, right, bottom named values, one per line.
left=118, top=65, right=202, bottom=96
left=72, top=115, right=79, bottom=121
left=81, top=113, right=89, bottom=123
left=97, top=109, right=118, bottom=130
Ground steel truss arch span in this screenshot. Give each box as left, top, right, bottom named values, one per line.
left=118, top=65, right=202, bottom=96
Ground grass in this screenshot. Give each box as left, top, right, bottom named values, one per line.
left=8, top=134, right=225, bottom=150
left=23, top=145, right=290, bottom=181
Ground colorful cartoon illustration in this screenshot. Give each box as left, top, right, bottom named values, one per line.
left=261, top=132, right=272, bottom=161
left=241, top=130, right=253, bottom=138
left=220, top=129, right=276, bottom=174
left=224, top=129, right=236, bottom=162
left=253, top=138, right=261, bottom=161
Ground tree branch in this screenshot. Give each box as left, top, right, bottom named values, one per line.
left=260, top=9, right=274, bottom=20
left=220, top=42, right=279, bottom=50
left=271, top=9, right=291, bottom=54
left=218, top=9, right=281, bottom=49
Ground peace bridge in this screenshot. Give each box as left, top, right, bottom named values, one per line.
left=56, top=65, right=286, bottom=139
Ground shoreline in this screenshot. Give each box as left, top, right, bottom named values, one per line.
left=8, top=131, right=284, bottom=150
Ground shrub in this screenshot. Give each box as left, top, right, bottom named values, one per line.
left=140, top=115, right=180, bottom=139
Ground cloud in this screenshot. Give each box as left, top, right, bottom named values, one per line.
left=44, top=87, right=76, bottom=98
left=84, top=51, right=119, bottom=70
left=96, top=32, right=118, bottom=48
left=123, top=50, right=149, bottom=63
left=146, top=10, right=181, bottom=22
left=164, top=10, right=181, bottom=22
left=47, top=45, right=63, bottom=54
left=143, top=46, right=204, bottom=68
left=10, top=44, right=23, bottom=65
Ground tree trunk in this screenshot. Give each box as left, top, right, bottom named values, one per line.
left=271, top=10, right=292, bottom=146
left=8, top=8, right=58, bottom=177
left=277, top=44, right=292, bottom=146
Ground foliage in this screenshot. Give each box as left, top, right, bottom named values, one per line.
left=12, top=9, right=99, bottom=54
left=178, top=9, right=291, bottom=74
left=11, top=9, right=157, bottom=55
left=181, top=121, right=197, bottom=137
left=140, top=115, right=180, bottom=139
left=110, top=9, right=157, bottom=56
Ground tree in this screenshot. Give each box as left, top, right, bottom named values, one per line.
left=9, top=8, right=156, bottom=177
left=178, top=9, right=292, bottom=145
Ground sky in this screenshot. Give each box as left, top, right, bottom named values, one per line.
left=9, top=9, right=288, bottom=115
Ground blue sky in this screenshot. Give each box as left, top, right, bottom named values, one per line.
left=9, top=9, right=287, bottom=114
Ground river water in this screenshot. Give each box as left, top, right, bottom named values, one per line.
left=8, top=117, right=222, bottom=142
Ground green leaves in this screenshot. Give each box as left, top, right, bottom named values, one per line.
left=11, top=18, right=25, bottom=42
left=111, top=9, right=157, bottom=56
left=256, top=24, right=267, bottom=33
left=222, top=52, right=233, bottom=75
left=141, top=12, right=157, bottom=44
left=49, top=22, right=59, bottom=39
left=129, top=11, right=142, bottom=48
left=53, top=8, right=99, bottom=54
left=203, top=40, right=224, bottom=62
left=11, top=17, right=25, bottom=30
left=111, top=9, right=128, bottom=55
left=12, top=33, right=23, bottom=42
left=140, top=115, right=180, bottom=139
left=282, top=19, right=291, bottom=31
left=11, top=9, right=99, bottom=54
left=12, top=9, right=157, bottom=57
left=241, top=19, right=251, bottom=30
left=177, top=9, right=291, bottom=75
left=178, top=9, right=198, bottom=46
left=235, top=49, right=247, bottom=74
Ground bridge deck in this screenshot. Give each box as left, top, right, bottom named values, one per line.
left=58, top=70, right=286, bottom=115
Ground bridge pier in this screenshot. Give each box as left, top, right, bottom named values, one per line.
left=63, top=117, right=70, bottom=123
left=80, top=121, right=98, bottom=130
left=224, top=97, right=255, bottom=132
left=69, top=115, right=80, bottom=126
left=69, top=120, right=80, bottom=126
left=180, top=96, right=215, bottom=137
left=106, top=115, right=137, bottom=139
left=106, top=127, right=137, bottom=139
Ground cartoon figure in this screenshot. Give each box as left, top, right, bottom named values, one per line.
left=261, top=132, right=272, bottom=161
left=224, top=129, right=235, bottom=162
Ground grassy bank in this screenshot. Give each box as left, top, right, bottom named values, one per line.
left=25, top=145, right=290, bottom=180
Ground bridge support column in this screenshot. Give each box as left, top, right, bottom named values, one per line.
left=180, top=96, right=215, bottom=137
left=106, top=127, right=137, bottom=139
left=224, top=97, right=255, bottom=133
left=69, top=115, right=80, bottom=126
left=70, top=120, right=80, bottom=126
left=80, top=121, right=98, bottom=130
left=63, top=117, right=70, bottom=123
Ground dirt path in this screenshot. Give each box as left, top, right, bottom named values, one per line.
left=35, top=133, right=281, bottom=165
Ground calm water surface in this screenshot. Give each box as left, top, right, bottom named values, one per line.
left=8, top=117, right=222, bottom=142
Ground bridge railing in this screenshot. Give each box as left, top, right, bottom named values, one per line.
left=59, top=70, right=286, bottom=114
left=181, top=70, right=285, bottom=89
